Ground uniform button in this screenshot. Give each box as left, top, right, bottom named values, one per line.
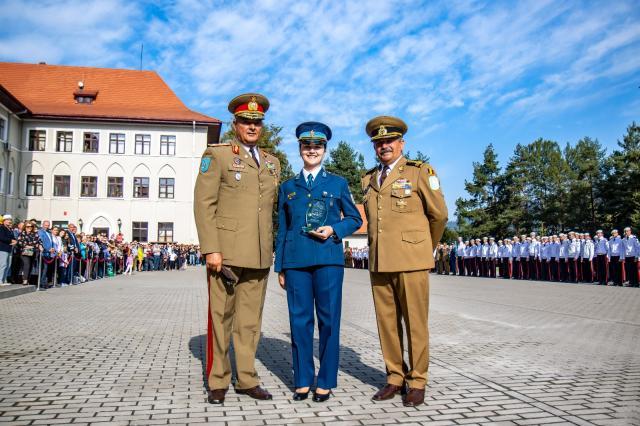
left=259, top=194, right=262, bottom=198
left=258, top=207, right=262, bottom=212
left=307, top=194, right=311, bottom=198
left=378, top=206, right=382, bottom=210
left=308, top=203, right=312, bottom=207
left=378, top=195, right=382, bottom=199
left=378, top=229, right=383, bottom=233
left=378, top=217, right=382, bottom=221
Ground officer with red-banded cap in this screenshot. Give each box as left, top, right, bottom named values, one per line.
left=194, top=93, right=281, bottom=405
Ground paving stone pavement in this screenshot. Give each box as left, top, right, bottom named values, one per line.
left=0, top=268, right=639, bottom=425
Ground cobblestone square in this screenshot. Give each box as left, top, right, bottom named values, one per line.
left=1, top=268, right=639, bottom=425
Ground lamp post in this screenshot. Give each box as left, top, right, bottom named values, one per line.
left=117, top=218, right=122, bottom=234
left=78, top=218, right=83, bottom=232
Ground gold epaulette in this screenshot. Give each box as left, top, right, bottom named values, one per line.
left=406, top=160, right=423, bottom=167
left=207, top=142, right=231, bottom=147
left=407, top=160, right=435, bottom=175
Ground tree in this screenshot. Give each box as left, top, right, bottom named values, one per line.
left=455, top=144, right=503, bottom=238
left=323, top=141, right=367, bottom=203
left=601, top=122, right=640, bottom=230
left=221, top=123, right=295, bottom=181
left=404, top=150, right=430, bottom=162
left=564, top=137, right=606, bottom=231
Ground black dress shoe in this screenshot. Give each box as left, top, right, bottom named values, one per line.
left=292, top=391, right=309, bottom=401
left=207, top=388, right=227, bottom=404
left=236, top=385, right=273, bottom=400
left=312, top=390, right=332, bottom=402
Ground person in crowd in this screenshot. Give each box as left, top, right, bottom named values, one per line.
left=17, top=222, right=41, bottom=286
left=0, top=215, right=16, bottom=285
left=622, top=227, right=639, bottom=287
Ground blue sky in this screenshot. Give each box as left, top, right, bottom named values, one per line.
left=1, top=0, right=639, bottom=212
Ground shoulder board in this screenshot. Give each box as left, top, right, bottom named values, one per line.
left=207, top=143, right=230, bottom=147
left=365, top=166, right=377, bottom=175
left=405, top=160, right=423, bottom=167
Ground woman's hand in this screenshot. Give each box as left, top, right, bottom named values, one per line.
left=308, top=225, right=334, bottom=241
left=278, top=272, right=286, bottom=289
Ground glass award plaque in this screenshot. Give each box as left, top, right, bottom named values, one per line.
left=302, top=199, right=328, bottom=232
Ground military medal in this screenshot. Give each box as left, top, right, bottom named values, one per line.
left=232, top=145, right=240, bottom=155
left=235, top=172, right=242, bottom=181
left=266, top=161, right=276, bottom=175
left=396, top=199, right=407, bottom=208
left=287, top=192, right=296, bottom=200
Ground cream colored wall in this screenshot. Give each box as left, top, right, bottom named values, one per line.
left=16, top=119, right=208, bottom=242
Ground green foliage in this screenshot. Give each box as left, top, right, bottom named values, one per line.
left=323, top=141, right=367, bottom=203
left=456, top=122, right=638, bottom=238
left=441, top=226, right=459, bottom=243
left=221, top=123, right=295, bottom=181
left=404, top=150, right=430, bottom=162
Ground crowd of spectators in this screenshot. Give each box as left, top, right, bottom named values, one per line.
left=0, top=215, right=204, bottom=289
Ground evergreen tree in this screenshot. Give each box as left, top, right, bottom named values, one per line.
left=323, top=141, right=367, bottom=203
left=221, top=123, right=295, bottom=180
left=455, top=144, right=503, bottom=238
left=404, top=150, right=430, bottom=162
left=564, top=137, right=606, bottom=231
left=601, top=122, right=640, bottom=230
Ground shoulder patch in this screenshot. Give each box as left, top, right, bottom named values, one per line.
left=199, top=157, right=211, bottom=174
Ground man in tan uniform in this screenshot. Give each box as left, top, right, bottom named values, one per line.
left=194, top=93, right=280, bottom=404
left=361, top=116, right=448, bottom=407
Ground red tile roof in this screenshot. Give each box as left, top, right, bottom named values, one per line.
left=355, top=204, right=368, bottom=234
left=0, top=62, right=219, bottom=125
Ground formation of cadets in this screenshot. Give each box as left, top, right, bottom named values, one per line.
left=434, top=227, right=640, bottom=287
left=343, top=246, right=369, bottom=269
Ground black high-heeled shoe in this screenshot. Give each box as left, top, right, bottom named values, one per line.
left=293, top=390, right=309, bottom=401
left=312, top=390, right=332, bottom=402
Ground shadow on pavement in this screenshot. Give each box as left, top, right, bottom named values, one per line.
left=190, top=333, right=385, bottom=391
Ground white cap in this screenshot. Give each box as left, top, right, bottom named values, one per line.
left=2, top=214, right=12, bottom=220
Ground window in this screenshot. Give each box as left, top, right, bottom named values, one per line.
left=80, top=176, right=97, bottom=197
left=158, top=222, right=174, bottom=242
left=158, top=178, right=174, bottom=199
left=0, top=118, right=6, bottom=141
left=56, top=131, right=73, bottom=152
left=135, top=134, right=151, bottom=155
left=52, top=221, right=69, bottom=229
left=107, top=176, right=124, bottom=198
left=28, top=130, right=46, bottom=151
left=109, top=133, right=125, bottom=154
left=83, top=132, right=99, bottom=153
left=133, top=177, right=149, bottom=198
left=75, top=96, right=93, bottom=104
left=132, top=222, right=148, bottom=242
left=160, top=135, right=176, bottom=155
left=53, top=175, right=71, bottom=197
left=26, top=175, right=43, bottom=196
left=8, top=172, right=13, bottom=195
left=0, top=168, right=3, bottom=193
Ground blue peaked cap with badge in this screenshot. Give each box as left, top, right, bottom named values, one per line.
left=296, top=121, right=332, bottom=145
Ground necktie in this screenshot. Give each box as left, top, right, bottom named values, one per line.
left=250, top=147, right=260, bottom=167
left=379, top=166, right=390, bottom=187
left=307, top=174, right=314, bottom=188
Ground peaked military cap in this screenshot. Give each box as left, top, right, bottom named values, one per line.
left=296, top=121, right=332, bottom=144
left=228, top=93, right=270, bottom=120
left=365, top=115, right=408, bottom=141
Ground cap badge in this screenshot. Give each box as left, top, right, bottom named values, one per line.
left=310, top=130, right=315, bottom=138
left=378, top=125, right=387, bottom=137
left=248, top=96, right=258, bottom=111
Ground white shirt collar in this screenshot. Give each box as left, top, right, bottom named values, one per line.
left=378, top=156, right=403, bottom=186
left=302, top=165, right=322, bottom=181
left=240, top=142, right=259, bottom=163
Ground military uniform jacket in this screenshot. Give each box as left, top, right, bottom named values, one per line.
left=361, top=156, right=448, bottom=272
left=274, top=169, right=362, bottom=272
left=194, top=142, right=280, bottom=269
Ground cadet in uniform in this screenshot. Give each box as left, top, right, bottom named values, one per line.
left=622, top=227, right=639, bottom=287
left=582, top=233, right=594, bottom=283
left=274, top=122, right=361, bottom=402
left=594, top=230, right=609, bottom=285
left=608, top=229, right=623, bottom=286
left=194, top=93, right=280, bottom=404
left=361, top=116, right=447, bottom=407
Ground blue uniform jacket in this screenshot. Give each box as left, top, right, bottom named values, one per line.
left=274, top=169, right=362, bottom=272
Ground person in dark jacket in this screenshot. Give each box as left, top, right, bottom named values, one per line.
left=0, top=215, right=16, bottom=284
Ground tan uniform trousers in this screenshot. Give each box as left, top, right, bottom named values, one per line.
left=207, top=267, right=269, bottom=390
left=370, top=270, right=429, bottom=389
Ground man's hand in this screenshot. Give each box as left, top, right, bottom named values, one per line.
left=278, top=272, right=286, bottom=289
left=206, top=252, right=223, bottom=274
left=308, top=225, right=334, bottom=241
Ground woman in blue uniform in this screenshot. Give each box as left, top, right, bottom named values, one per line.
left=274, top=122, right=362, bottom=402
